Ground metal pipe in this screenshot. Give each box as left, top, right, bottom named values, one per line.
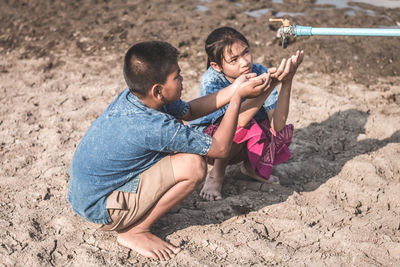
left=295, top=25, right=400, bottom=37
left=269, top=18, right=400, bottom=48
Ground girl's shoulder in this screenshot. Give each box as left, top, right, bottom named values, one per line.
left=200, top=67, right=230, bottom=95
left=201, top=67, right=229, bottom=86
left=252, top=63, right=268, bottom=75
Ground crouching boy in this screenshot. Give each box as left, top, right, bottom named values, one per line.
left=68, top=41, right=273, bottom=261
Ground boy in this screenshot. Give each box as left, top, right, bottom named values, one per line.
left=68, top=41, right=274, bottom=260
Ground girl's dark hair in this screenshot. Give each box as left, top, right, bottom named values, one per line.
left=205, top=27, right=249, bottom=69
left=123, top=41, right=179, bottom=96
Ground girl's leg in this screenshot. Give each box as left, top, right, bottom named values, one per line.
left=239, top=118, right=280, bottom=184
left=240, top=157, right=280, bottom=184
left=200, top=142, right=245, bottom=201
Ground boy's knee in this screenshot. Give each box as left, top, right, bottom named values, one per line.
left=185, top=154, right=207, bottom=184
left=171, top=153, right=207, bottom=185
left=189, top=154, right=207, bottom=184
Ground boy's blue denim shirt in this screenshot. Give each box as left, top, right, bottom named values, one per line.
left=68, top=89, right=212, bottom=224
left=190, top=63, right=278, bottom=126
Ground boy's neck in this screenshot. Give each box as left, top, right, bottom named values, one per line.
left=133, top=92, right=163, bottom=111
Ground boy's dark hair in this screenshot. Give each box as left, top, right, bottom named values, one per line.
left=123, top=41, right=179, bottom=96
left=205, top=27, right=249, bottom=69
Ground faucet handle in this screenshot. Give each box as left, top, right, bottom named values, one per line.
left=269, top=18, right=291, bottom=27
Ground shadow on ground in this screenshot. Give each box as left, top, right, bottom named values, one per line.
left=153, top=108, right=400, bottom=237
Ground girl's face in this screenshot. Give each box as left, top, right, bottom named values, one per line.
left=212, top=41, right=253, bottom=82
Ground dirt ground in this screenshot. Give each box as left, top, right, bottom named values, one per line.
left=1, top=0, right=400, bottom=266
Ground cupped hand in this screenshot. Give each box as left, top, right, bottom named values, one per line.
left=286, top=50, right=304, bottom=80
left=270, top=50, right=304, bottom=84
left=231, top=72, right=257, bottom=91
left=237, top=72, right=272, bottom=99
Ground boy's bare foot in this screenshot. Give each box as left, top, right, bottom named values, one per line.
left=240, top=160, right=280, bottom=184
left=117, top=228, right=181, bottom=261
left=200, top=172, right=224, bottom=201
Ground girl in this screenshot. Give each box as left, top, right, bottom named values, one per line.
left=192, top=27, right=304, bottom=201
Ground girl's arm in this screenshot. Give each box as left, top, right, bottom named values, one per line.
left=269, top=80, right=292, bottom=132
left=239, top=50, right=304, bottom=131
left=234, top=60, right=291, bottom=127
left=269, top=50, right=304, bottom=132
left=206, top=76, right=270, bottom=158
left=236, top=80, right=276, bottom=127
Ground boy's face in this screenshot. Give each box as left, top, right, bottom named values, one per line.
left=161, top=64, right=183, bottom=103
left=220, top=41, right=253, bottom=82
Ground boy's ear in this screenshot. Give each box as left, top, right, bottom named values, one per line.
left=150, top=84, right=163, bottom=100
left=210, top=62, right=222, bottom=72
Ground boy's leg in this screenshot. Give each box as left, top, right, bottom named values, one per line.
left=117, top=153, right=206, bottom=261
left=200, top=142, right=245, bottom=201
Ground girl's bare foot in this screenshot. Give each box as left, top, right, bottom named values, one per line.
left=200, top=172, right=224, bottom=201
left=240, top=160, right=280, bottom=184
left=117, top=227, right=181, bottom=261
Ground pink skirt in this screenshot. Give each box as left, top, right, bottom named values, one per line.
left=203, top=118, right=293, bottom=181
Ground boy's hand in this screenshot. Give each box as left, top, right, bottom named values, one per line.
left=231, top=73, right=257, bottom=91
left=236, top=72, right=272, bottom=99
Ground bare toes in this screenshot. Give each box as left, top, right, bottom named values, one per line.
left=149, top=251, right=160, bottom=260
left=170, top=245, right=181, bottom=254
left=159, top=249, right=170, bottom=261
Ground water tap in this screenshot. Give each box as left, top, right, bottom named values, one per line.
left=269, top=18, right=296, bottom=48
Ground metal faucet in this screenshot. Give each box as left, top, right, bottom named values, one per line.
left=269, top=18, right=295, bottom=48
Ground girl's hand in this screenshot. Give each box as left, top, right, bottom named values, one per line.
left=270, top=50, right=304, bottom=84
left=285, top=50, right=304, bottom=82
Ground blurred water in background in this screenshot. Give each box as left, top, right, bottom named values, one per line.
left=242, top=0, right=400, bottom=27
left=196, top=0, right=400, bottom=27
left=316, top=0, right=400, bottom=9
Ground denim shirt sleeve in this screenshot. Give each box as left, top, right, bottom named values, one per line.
left=138, top=114, right=212, bottom=155
left=162, top=99, right=190, bottom=119
left=163, top=120, right=212, bottom=155
left=262, top=88, right=278, bottom=111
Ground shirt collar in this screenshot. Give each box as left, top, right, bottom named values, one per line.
left=126, top=90, right=151, bottom=112
left=126, top=89, right=168, bottom=115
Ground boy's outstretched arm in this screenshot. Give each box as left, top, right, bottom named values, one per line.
left=181, top=73, right=257, bottom=121
left=206, top=75, right=272, bottom=159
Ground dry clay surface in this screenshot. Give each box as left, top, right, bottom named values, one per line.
left=1, top=0, right=399, bottom=266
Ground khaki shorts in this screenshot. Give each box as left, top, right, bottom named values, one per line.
left=96, top=156, right=175, bottom=232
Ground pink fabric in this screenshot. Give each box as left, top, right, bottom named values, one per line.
left=203, top=118, right=293, bottom=181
